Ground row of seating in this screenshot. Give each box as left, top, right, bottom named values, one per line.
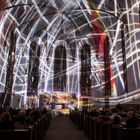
left=0, top=113, right=51, bottom=140
left=70, top=111, right=140, bottom=140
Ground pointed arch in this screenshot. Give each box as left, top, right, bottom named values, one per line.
left=53, top=45, right=67, bottom=92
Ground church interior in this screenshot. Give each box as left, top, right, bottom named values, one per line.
left=0, top=0, right=140, bottom=140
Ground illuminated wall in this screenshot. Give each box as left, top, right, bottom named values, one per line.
left=0, top=0, right=140, bottom=105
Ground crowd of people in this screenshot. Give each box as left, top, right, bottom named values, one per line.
left=0, top=107, right=51, bottom=130
left=72, top=104, right=140, bottom=128
left=1, top=104, right=140, bottom=130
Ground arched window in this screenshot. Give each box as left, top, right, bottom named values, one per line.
left=53, top=46, right=67, bottom=92
left=27, top=42, right=40, bottom=96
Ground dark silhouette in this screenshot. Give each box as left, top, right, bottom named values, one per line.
left=0, top=111, right=15, bottom=130
left=126, top=111, right=139, bottom=128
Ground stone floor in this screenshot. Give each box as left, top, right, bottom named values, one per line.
left=44, top=116, right=89, bottom=140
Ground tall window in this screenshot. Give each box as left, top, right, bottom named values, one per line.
left=53, top=46, right=67, bottom=92
left=27, top=42, right=40, bottom=96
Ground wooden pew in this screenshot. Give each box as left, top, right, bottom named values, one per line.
left=111, top=125, right=122, bottom=140
left=0, top=127, right=33, bottom=140
left=89, top=117, right=96, bottom=140
left=122, top=127, right=140, bottom=140
left=101, top=122, right=112, bottom=140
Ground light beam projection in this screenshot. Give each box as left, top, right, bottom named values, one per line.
left=0, top=0, right=140, bottom=107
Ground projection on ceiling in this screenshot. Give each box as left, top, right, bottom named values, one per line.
left=0, top=0, right=139, bottom=102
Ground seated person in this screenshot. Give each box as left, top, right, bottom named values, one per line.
left=110, top=108, right=122, bottom=124
left=112, top=115, right=121, bottom=125
left=125, top=111, right=139, bottom=128
left=0, top=111, right=15, bottom=130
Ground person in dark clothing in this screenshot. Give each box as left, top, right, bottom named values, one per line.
left=113, top=115, right=121, bottom=125
left=0, top=111, right=15, bottom=130
left=125, top=111, right=139, bottom=128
